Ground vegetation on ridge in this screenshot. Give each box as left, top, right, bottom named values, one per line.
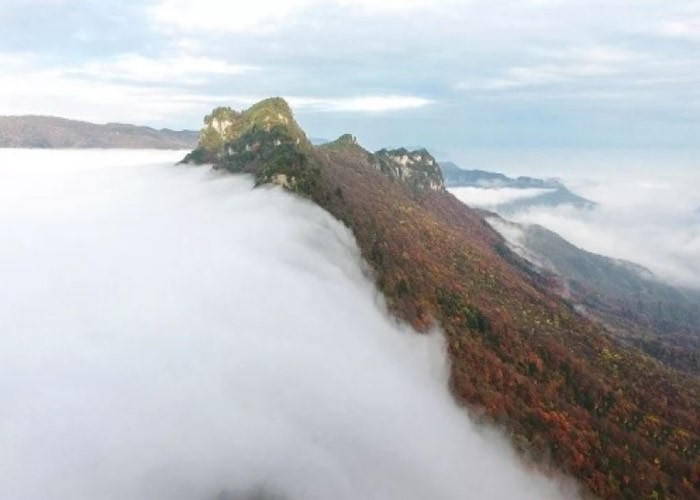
left=488, top=217, right=700, bottom=376
left=186, top=98, right=700, bottom=500
left=183, top=98, right=318, bottom=195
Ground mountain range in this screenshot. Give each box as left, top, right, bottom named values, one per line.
left=487, top=216, right=700, bottom=376
left=0, top=115, right=198, bottom=149
left=440, top=161, right=596, bottom=212
left=182, top=98, right=699, bottom=499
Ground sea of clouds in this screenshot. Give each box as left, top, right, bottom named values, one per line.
left=0, top=150, right=574, bottom=500
left=448, top=186, right=556, bottom=209
left=449, top=150, right=700, bottom=289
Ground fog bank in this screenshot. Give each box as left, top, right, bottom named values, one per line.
left=0, top=150, right=573, bottom=500
left=447, top=150, right=700, bottom=289
left=449, top=186, right=556, bottom=208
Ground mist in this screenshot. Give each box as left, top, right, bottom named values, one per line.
left=448, top=150, right=700, bottom=290
left=0, top=150, right=574, bottom=500
left=449, top=186, right=556, bottom=209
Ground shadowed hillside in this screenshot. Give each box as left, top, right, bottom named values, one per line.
left=486, top=217, right=700, bottom=376
left=183, top=98, right=700, bottom=499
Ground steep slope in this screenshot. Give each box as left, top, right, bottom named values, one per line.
left=441, top=161, right=595, bottom=212
left=184, top=99, right=700, bottom=499
left=0, top=115, right=198, bottom=149
left=487, top=217, right=700, bottom=376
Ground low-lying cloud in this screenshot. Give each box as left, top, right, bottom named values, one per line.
left=449, top=186, right=556, bottom=209
left=0, top=150, right=573, bottom=500
left=510, top=203, right=700, bottom=290
left=451, top=154, right=700, bottom=290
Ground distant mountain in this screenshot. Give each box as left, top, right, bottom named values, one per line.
left=0, top=115, right=199, bottom=149
left=440, top=161, right=595, bottom=212
left=181, top=97, right=700, bottom=499
left=487, top=217, right=700, bottom=375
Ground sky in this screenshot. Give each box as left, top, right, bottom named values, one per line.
left=1, top=0, right=700, bottom=152
left=0, top=149, right=576, bottom=499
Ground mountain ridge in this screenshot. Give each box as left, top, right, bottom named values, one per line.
left=487, top=216, right=700, bottom=376
left=441, top=161, right=596, bottom=212
left=184, top=98, right=445, bottom=194
left=0, top=115, right=198, bottom=149
left=183, top=98, right=700, bottom=500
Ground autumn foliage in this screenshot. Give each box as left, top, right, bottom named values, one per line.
left=310, top=139, right=699, bottom=499
left=188, top=101, right=700, bottom=499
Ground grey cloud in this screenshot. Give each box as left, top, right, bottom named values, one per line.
left=3, top=0, right=700, bottom=147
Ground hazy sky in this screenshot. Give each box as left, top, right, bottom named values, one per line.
left=1, top=0, right=699, bottom=151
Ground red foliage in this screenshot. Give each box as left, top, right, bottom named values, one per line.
left=309, top=142, right=700, bottom=499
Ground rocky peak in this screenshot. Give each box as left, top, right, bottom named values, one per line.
left=204, top=107, right=240, bottom=138
left=374, top=147, right=445, bottom=192
left=182, top=98, right=319, bottom=196
left=184, top=98, right=446, bottom=195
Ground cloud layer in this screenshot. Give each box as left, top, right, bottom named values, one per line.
left=0, top=150, right=574, bottom=500
left=450, top=151, right=700, bottom=289
left=450, top=186, right=556, bottom=208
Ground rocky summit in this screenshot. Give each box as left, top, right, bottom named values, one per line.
left=183, top=98, right=445, bottom=195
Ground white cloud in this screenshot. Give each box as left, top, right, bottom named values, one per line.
left=289, top=95, right=434, bottom=112
left=195, top=95, right=435, bottom=113
left=510, top=204, right=700, bottom=289
left=0, top=51, right=27, bottom=65
left=449, top=187, right=556, bottom=208
left=457, top=45, right=647, bottom=91
left=0, top=150, right=576, bottom=500
left=149, top=0, right=448, bottom=33
left=658, top=18, right=700, bottom=41
left=3, top=0, right=700, bottom=137
left=0, top=52, right=431, bottom=124
left=0, top=0, right=72, bottom=8
left=150, top=0, right=315, bottom=33
left=0, top=52, right=255, bottom=124
left=337, top=0, right=456, bottom=12
left=75, top=53, right=257, bottom=84
left=193, top=94, right=435, bottom=114
left=0, top=68, right=202, bottom=124
left=459, top=153, right=700, bottom=289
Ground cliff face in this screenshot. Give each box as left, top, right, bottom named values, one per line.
left=184, top=98, right=319, bottom=194
left=375, top=147, right=445, bottom=191
left=185, top=99, right=700, bottom=500
left=0, top=115, right=198, bottom=149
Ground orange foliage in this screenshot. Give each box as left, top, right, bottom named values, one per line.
left=309, top=141, right=700, bottom=499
